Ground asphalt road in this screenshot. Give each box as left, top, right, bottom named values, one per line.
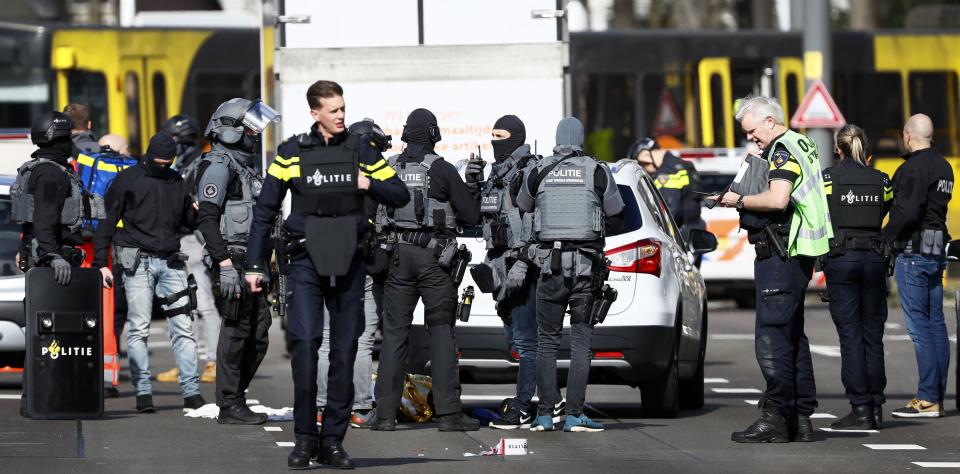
left=1, top=296, right=959, bottom=473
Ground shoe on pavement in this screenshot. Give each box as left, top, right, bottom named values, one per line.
left=103, top=387, right=120, bottom=399
left=183, top=394, right=206, bottom=411
left=156, top=367, right=178, bottom=383
left=731, top=411, right=789, bottom=443
left=563, top=414, right=605, bottom=432
left=350, top=409, right=375, bottom=429
left=891, top=399, right=944, bottom=418
left=789, top=414, right=815, bottom=442
left=136, top=394, right=156, bottom=413
left=319, top=443, right=355, bottom=469
left=873, top=404, right=883, bottom=429
left=529, top=414, right=555, bottom=432
left=370, top=418, right=396, bottom=431
left=200, top=361, right=216, bottom=383
left=437, top=413, right=480, bottom=431
left=218, top=403, right=268, bottom=425
left=490, top=398, right=534, bottom=430
left=830, top=404, right=875, bottom=430
left=287, top=439, right=320, bottom=470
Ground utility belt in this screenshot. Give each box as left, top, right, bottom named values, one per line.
left=115, top=246, right=188, bottom=273
left=752, top=226, right=788, bottom=260
left=394, top=228, right=470, bottom=284
left=528, top=242, right=603, bottom=279
left=900, top=228, right=946, bottom=257
left=828, top=232, right=885, bottom=257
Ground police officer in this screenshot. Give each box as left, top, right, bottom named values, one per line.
left=165, top=114, right=203, bottom=189
left=885, top=113, right=954, bottom=419
left=372, top=108, right=481, bottom=432
left=720, top=96, right=832, bottom=443
left=93, top=132, right=205, bottom=414
left=517, top=116, right=625, bottom=432
left=629, top=136, right=705, bottom=240
left=195, top=99, right=279, bottom=424
left=820, top=124, right=893, bottom=430
left=243, top=80, right=408, bottom=469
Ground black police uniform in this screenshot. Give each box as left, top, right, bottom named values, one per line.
left=883, top=147, right=954, bottom=248
left=195, top=143, right=270, bottom=421
left=23, top=150, right=86, bottom=268
left=373, top=144, right=481, bottom=429
left=245, top=123, right=408, bottom=458
left=821, top=160, right=892, bottom=428
left=650, top=151, right=705, bottom=237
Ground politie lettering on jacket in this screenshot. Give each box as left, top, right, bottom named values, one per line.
left=305, top=166, right=354, bottom=187
left=544, top=166, right=585, bottom=186
left=839, top=189, right=881, bottom=205
left=937, top=178, right=954, bottom=194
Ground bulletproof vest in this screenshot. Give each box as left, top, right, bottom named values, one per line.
left=382, top=154, right=457, bottom=230
left=209, top=151, right=263, bottom=245
left=12, top=158, right=104, bottom=233
left=532, top=154, right=602, bottom=241
left=481, top=154, right=537, bottom=250
left=827, top=165, right=885, bottom=238
left=290, top=134, right=363, bottom=217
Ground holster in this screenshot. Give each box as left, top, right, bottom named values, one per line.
left=115, top=246, right=141, bottom=272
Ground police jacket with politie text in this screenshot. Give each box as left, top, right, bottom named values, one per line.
left=23, top=148, right=85, bottom=263
left=195, top=142, right=262, bottom=263
left=883, top=147, right=954, bottom=245
left=823, top=159, right=892, bottom=241
left=245, top=123, right=410, bottom=269
left=92, top=161, right=197, bottom=268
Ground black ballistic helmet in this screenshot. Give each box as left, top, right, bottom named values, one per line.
left=30, top=111, right=74, bottom=146
left=348, top=118, right=392, bottom=152
left=161, top=114, right=199, bottom=144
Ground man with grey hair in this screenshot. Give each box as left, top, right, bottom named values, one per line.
left=718, top=95, right=832, bottom=443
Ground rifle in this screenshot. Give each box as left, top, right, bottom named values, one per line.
left=271, top=214, right=288, bottom=318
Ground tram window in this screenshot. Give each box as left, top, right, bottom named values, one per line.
left=909, top=72, right=956, bottom=155
left=785, top=74, right=799, bottom=122
left=581, top=74, right=635, bottom=162
left=847, top=73, right=902, bottom=157
left=709, top=75, right=726, bottom=147
left=66, top=71, right=109, bottom=138
left=152, top=72, right=168, bottom=133
left=125, top=72, right=141, bottom=156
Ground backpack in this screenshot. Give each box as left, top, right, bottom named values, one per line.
left=76, top=151, right=138, bottom=228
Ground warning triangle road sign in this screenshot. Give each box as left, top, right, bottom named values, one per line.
left=790, top=80, right=846, bottom=129
left=652, top=88, right=684, bottom=136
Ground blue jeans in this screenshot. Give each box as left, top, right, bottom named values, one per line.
left=501, top=280, right=539, bottom=405
left=317, top=275, right=380, bottom=411
left=896, top=253, right=949, bottom=403
left=124, top=255, right=200, bottom=397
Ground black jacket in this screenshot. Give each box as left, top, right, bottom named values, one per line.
left=650, top=151, right=703, bottom=233
left=24, top=149, right=84, bottom=262
left=92, top=162, right=196, bottom=267
left=883, top=147, right=954, bottom=244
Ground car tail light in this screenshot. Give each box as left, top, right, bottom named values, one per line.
left=594, top=351, right=624, bottom=359
left=605, top=238, right=661, bottom=276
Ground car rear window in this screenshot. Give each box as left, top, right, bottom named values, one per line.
left=609, top=184, right=642, bottom=236
left=0, top=196, right=19, bottom=276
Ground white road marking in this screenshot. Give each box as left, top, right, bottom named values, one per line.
left=820, top=427, right=879, bottom=433
left=276, top=442, right=295, bottom=447
left=711, top=388, right=761, bottom=394
left=810, top=413, right=836, bottom=419
left=704, top=378, right=729, bottom=384
left=744, top=400, right=759, bottom=406
left=264, top=426, right=282, bottom=432
left=863, top=444, right=925, bottom=450
left=912, top=462, right=960, bottom=468
left=809, top=345, right=842, bottom=358
left=885, top=335, right=912, bottom=341
left=711, top=334, right=754, bottom=341
left=0, top=394, right=21, bottom=400
left=246, top=399, right=260, bottom=405
left=884, top=323, right=901, bottom=330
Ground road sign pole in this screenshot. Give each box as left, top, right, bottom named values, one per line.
left=803, top=0, right=834, bottom=168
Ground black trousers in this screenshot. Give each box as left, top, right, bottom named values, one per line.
left=215, top=291, right=271, bottom=407
left=376, top=243, right=461, bottom=420
left=535, top=273, right=593, bottom=417
left=754, top=255, right=817, bottom=418
left=824, top=250, right=888, bottom=406
left=287, top=253, right=365, bottom=446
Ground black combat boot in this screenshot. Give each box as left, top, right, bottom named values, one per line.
left=731, top=410, right=789, bottom=443
left=319, top=443, right=355, bottom=469
left=788, top=414, right=815, bottom=442
left=873, top=404, right=883, bottom=429
left=370, top=418, right=396, bottom=431
left=287, top=438, right=320, bottom=470
left=437, top=413, right=480, bottom=432
left=218, top=403, right=268, bottom=425
left=830, top=404, right=875, bottom=430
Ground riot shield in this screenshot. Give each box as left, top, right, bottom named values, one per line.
left=24, top=267, right=103, bottom=419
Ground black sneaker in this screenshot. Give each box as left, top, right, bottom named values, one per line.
left=218, top=403, right=268, bottom=425
left=437, top=413, right=480, bottom=431
left=183, top=394, right=206, bottom=412
left=552, top=399, right=566, bottom=423
left=731, top=410, right=789, bottom=443
left=490, top=398, right=534, bottom=430
left=136, top=394, right=155, bottom=413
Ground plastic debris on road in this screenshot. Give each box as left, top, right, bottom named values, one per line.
left=184, top=403, right=293, bottom=421
left=464, top=438, right=528, bottom=457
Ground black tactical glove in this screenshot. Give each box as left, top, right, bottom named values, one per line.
left=465, top=158, right=486, bottom=184
left=50, top=257, right=71, bottom=286
left=219, top=264, right=241, bottom=299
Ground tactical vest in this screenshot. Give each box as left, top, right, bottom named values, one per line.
left=382, top=154, right=456, bottom=230
left=208, top=151, right=263, bottom=245
left=770, top=130, right=833, bottom=257
left=532, top=154, right=603, bottom=241
left=826, top=165, right=885, bottom=240
left=291, top=134, right=363, bottom=217
left=11, top=158, right=105, bottom=233
left=481, top=154, right=538, bottom=250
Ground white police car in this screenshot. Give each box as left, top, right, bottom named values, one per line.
left=0, top=175, right=26, bottom=370
left=408, top=160, right=716, bottom=418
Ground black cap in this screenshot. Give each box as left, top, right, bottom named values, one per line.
left=145, top=132, right=177, bottom=160
left=30, top=111, right=74, bottom=145
left=161, top=114, right=199, bottom=144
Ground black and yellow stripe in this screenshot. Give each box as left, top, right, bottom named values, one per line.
left=360, top=158, right=396, bottom=181
left=654, top=169, right=690, bottom=190
left=267, top=155, right=301, bottom=181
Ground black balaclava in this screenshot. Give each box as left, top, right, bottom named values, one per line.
left=399, top=108, right=439, bottom=162
left=491, top=115, right=526, bottom=162
left=143, top=132, right=177, bottom=176
left=32, top=137, right=74, bottom=166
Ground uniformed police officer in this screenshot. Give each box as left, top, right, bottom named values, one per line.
left=165, top=114, right=203, bottom=179
left=372, top=108, right=482, bottom=432
left=885, top=114, right=954, bottom=419
left=630, top=136, right=705, bottom=240
left=243, top=80, right=408, bottom=469
left=720, top=95, right=832, bottom=443
left=820, top=124, right=893, bottom=430
left=195, top=98, right=279, bottom=425
left=517, top=116, right=625, bottom=432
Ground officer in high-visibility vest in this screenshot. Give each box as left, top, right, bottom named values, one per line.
left=719, top=95, right=832, bottom=443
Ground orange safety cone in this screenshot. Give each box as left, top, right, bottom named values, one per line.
left=79, top=240, right=119, bottom=391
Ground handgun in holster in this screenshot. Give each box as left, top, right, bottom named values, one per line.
left=589, top=260, right=617, bottom=325
left=762, top=226, right=788, bottom=259
left=450, top=245, right=471, bottom=284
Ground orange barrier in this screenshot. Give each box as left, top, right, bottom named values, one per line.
left=79, top=240, right=119, bottom=389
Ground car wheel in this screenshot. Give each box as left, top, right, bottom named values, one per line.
left=641, top=337, right=680, bottom=418
left=679, top=307, right=707, bottom=410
